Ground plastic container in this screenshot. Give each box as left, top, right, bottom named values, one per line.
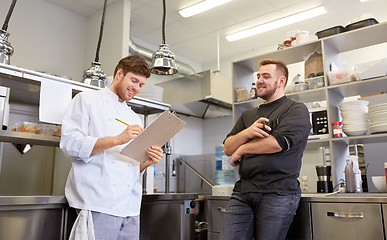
left=293, top=82, right=308, bottom=92
left=305, top=76, right=325, bottom=89
left=349, top=155, right=362, bottom=192
left=384, top=162, right=387, bottom=187
left=215, top=170, right=234, bottom=185
left=36, top=124, right=59, bottom=136
left=215, top=145, right=224, bottom=170
left=345, top=18, right=378, bottom=31
left=315, top=26, right=346, bottom=39
left=354, top=58, right=387, bottom=80
left=345, top=157, right=356, bottom=193
left=15, top=122, right=38, bottom=133
left=295, top=31, right=309, bottom=45
left=332, top=121, right=343, bottom=138
left=327, top=67, right=358, bottom=85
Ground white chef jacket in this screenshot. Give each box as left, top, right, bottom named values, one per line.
left=60, top=87, right=144, bottom=217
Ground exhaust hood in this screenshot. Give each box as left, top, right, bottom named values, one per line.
left=156, top=69, right=233, bottom=118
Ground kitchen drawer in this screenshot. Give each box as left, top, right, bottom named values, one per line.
left=311, top=202, right=383, bottom=240
left=207, top=199, right=229, bottom=233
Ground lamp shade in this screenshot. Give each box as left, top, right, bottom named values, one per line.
left=151, top=44, right=178, bottom=75
left=82, top=61, right=107, bottom=88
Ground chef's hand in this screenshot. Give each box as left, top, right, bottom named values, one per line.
left=242, top=117, right=271, bottom=139
left=146, top=146, right=163, bottom=164
left=230, top=148, right=243, bottom=166
left=116, top=124, right=143, bottom=144
left=140, top=146, right=163, bottom=172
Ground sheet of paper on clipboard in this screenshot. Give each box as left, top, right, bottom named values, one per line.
left=120, top=111, right=186, bottom=162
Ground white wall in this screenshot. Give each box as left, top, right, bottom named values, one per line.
left=0, top=0, right=135, bottom=81
left=202, top=116, right=233, bottom=154
left=0, top=0, right=86, bottom=80
left=84, top=0, right=131, bottom=77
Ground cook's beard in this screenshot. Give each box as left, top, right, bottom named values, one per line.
left=258, top=82, right=277, bottom=101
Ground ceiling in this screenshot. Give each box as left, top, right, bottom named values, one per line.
left=47, top=0, right=387, bottom=68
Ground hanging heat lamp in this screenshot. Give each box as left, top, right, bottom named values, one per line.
left=0, top=0, right=17, bottom=65
left=82, top=0, right=108, bottom=88
left=150, top=0, right=178, bottom=75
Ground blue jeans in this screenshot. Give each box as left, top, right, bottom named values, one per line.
left=219, top=192, right=301, bottom=240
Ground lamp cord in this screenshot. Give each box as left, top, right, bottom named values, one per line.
left=2, top=0, right=18, bottom=31
left=95, top=0, right=108, bottom=63
left=162, top=0, right=166, bottom=44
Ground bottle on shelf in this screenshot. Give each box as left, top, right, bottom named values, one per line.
left=384, top=162, right=387, bottom=187
left=349, top=155, right=362, bottom=192
left=345, top=157, right=356, bottom=193
left=249, top=82, right=257, bottom=99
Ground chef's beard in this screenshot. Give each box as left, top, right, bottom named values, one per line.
left=257, top=79, right=278, bottom=101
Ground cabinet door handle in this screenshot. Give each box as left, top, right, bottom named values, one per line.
left=327, top=211, right=363, bottom=219
left=218, top=207, right=226, bottom=213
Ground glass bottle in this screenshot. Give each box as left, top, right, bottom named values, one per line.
left=249, top=82, right=257, bottom=99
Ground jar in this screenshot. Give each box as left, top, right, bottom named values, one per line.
left=332, top=121, right=343, bottom=137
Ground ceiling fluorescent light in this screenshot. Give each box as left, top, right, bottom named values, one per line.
left=226, top=6, right=327, bottom=42
left=179, top=0, right=232, bottom=18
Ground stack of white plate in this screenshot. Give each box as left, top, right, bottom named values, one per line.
left=340, top=100, right=369, bottom=136
left=369, top=103, right=387, bottom=134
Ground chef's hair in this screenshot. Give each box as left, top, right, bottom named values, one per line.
left=259, top=59, right=289, bottom=85
left=114, top=55, right=151, bottom=79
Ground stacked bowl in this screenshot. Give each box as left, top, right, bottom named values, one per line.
left=369, top=103, right=387, bottom=134
left=339, top=100, right=369, bottom=136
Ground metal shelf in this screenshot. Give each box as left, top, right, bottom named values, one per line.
left=323, top=21, right=387, bottom=54
left=0, top=63, right=170, bottom=113
left=233, top=40, right=322, bottom=72
left=331, top=132, right=387, bottom=145
left=0, top=64, right=171, bottom=146
left=0, top=130, right=60, bottom=147
left=327, top=76, right=387, bottom=98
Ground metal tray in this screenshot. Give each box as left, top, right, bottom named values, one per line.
left=345, top=18, right=378, bottom=31
left=315, top=25, right=346, bottom=39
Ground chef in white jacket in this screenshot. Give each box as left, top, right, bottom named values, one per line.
left=60, top=55, right=163, bottom=240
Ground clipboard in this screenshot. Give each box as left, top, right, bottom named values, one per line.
left=120, top=111, right=186, bottom=162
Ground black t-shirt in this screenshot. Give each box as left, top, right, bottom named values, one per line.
left=225, top=96, right=311, bottom=194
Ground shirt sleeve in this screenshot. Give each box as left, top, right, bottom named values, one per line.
left=271, top=103, right=311, bottom=151
left=60, top=93, right=98, bottom=163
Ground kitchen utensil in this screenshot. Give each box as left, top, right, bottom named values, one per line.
left=316, top=165, right=333, bottom=193
left=345, top=18, right=378, bottom=31
left=371, top=176, right=387, bottom=192
left=305, top=76, right=324, bottom=89
left=315, top=26, right=346, bottom=39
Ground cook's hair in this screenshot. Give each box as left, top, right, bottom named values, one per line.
left=114, top=55, right=151, bottom=78
left=259, top=59, right=289, bottom=85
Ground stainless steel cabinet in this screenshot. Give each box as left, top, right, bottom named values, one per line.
left=207, top=197, right=228, bottom=240
left=140, top=194, right=197, bottom=240
left=311, top=202, right=383, bottom=240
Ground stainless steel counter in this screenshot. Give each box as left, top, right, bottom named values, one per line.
left=0, top=195, right=74, bottom=240
left=142, top=193, right=198, bottom=201
left=207, top=192, right=387, bottom=202
left=301, top=192, right=387, bottom=202
left=0, top=195, right=67, bottom=205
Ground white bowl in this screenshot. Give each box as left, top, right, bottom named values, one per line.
left=340, top=100, right=369, bottom=106
left=343, top=128, right=369, bottom=136
left=371, top=176, right=387, bottom=192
